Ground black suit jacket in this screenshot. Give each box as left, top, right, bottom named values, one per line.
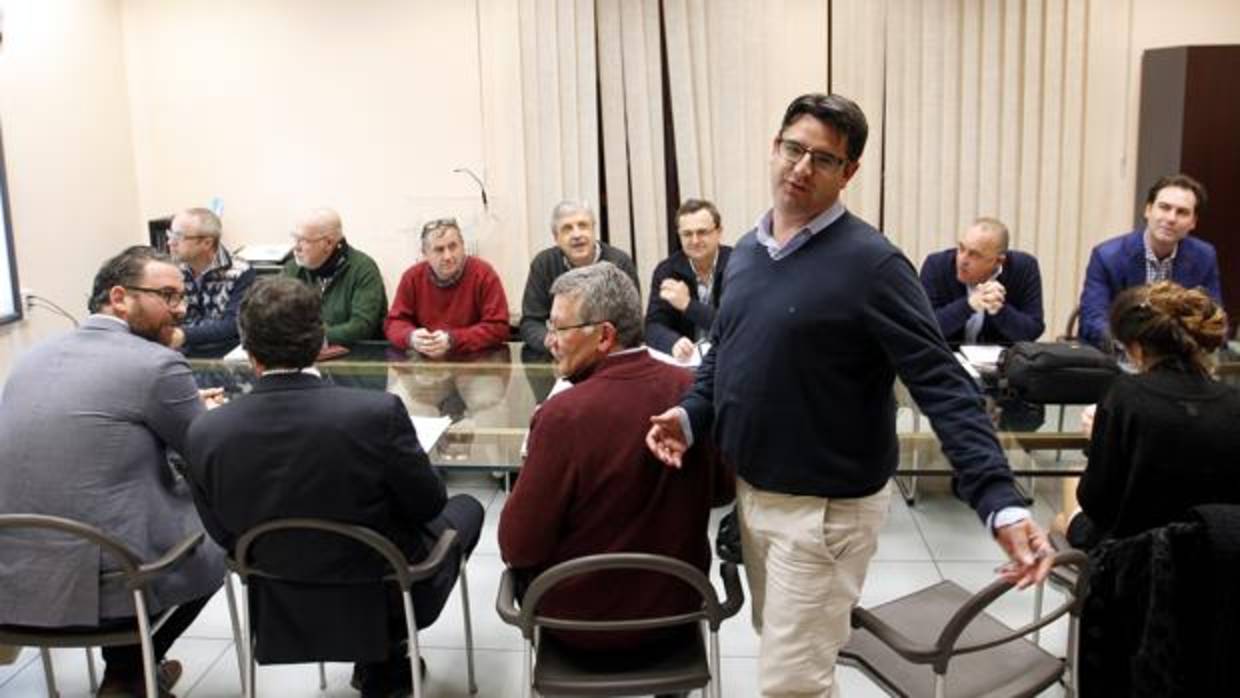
left=919, top=248, right=1045, bottom=345
left=644, top=246, right=732, bottom=354
left=185, top=372, right=446, bottom=662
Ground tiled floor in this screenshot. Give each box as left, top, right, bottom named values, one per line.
left=0, top=472, right=1077, bottom=697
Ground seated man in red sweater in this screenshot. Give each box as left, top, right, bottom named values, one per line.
left=499, top=262, right=733, bottom=679
left=384, top=218, right=510, bottom=357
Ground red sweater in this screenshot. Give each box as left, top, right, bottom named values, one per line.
left=499, top=351, right=734, bottom=652
left=383, top=257, right=510, bottom=354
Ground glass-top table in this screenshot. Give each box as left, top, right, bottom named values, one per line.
left=191, top=342, right=1240, bottom=479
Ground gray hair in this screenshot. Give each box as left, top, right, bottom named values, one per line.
left=971, top=217, right=1010, bottom=253
left=549, top=199, right=596, bottom=236
left=550, top=262, right=643, bottom=348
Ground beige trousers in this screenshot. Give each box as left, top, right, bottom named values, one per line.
left=737, top=477, right=891, bottom=697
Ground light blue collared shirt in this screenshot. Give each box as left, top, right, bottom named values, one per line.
left=754, top=200, right=847, bottom=260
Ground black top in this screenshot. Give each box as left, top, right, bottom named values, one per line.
left=1076, top=369, right=1240, bottom=542
left=682, top=210, right=1023, bottom=522
left=644, top=246, right=732, bottom=353
left=518, top=242, right=640, bottom=358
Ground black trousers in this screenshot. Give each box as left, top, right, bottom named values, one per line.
left=100, top=593, right=212, bottom=679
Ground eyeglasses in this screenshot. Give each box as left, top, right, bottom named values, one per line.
left=776, top=138, right=848, bottom=172
left=166, top=231, right=209, bottom=242
left=124, top=286, right=187, bottom=307
left=679, top=227, right=718, bottom=240
left=422, top=217, right=459, bottom=235
left=545, top=319, right=599, bottom=336
left=289, top=232, right=332, bottom=246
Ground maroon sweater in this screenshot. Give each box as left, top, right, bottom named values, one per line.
left=383, top=256, right=510, bottom=354
left=499, top=350, right=734, bottom=652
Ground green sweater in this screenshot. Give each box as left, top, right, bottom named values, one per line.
left=284, top=246, right=388, bottom=344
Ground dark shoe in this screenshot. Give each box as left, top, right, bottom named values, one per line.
left=97, top=659, right=183, bottom=698
left=351, top=657, right=426, bottom=695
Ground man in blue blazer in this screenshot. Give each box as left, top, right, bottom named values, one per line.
left=920, top=217, right=1044, bottom=345
left=1079, top=174, right=1221, bottom=348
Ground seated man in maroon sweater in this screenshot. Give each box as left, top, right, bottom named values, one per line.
left=384, top=218, right=510, bottom=357
left=499, top=262, right=733, bottom=682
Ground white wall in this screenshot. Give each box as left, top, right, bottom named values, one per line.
left=120, top=0, right=490, bottom=300
left=0, top=0, right=142, bottom=385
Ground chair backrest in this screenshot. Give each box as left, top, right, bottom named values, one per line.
left=931, top=549, right=1087, bottom=673
left=1058, top=305, right=1082, bottom=342
left=231, top=518, right=457, bottom=589
left=513, top=553, right=741, bottom=638
left=0, top=514, right=146, bottom=588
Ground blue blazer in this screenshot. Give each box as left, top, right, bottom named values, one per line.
left=645, top=246, right=732, bottom=354
left=1079, top=230, right=1221, bottom=348
left=919, top=248, right=1045, bottom=345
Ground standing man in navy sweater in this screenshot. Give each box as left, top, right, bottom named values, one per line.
left=647, top=93, right=1052, bottom=697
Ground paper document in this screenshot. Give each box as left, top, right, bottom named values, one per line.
left=960, top=344, right=1004, bottom=366
left=646, top=345, right=702, bottom=368
left=954, top=352, right=982, bottom=381
left=235, top=243, right=292, bottom=263
left=221, top=344, right=247, bottom=362
left=410, top=415, right=453, bottom=453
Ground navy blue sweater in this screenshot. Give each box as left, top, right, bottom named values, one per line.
left=681, top=211, right=1023, bottom=522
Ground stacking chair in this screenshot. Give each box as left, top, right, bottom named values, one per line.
left=226, top=519, right=476, bottom=698
left=0, top=514, right=205, bottom=698
left=496, top=554, right=744, bottom=698
left=839, top=549, right=1087, bottom=698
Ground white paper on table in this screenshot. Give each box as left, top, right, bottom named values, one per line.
left=646, top=346, right=701, bottom=368
left=221, top=344, right=247, bottom=362
left=959, top=344, right=1004, bottom=367
left=235, top=243, right=293, bottom=263
left=410, top=415, right=453, bottom=453
left=954, top=352, right=983, bottom=381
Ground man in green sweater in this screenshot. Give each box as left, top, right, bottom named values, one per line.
left=284, top=207, right=388, bottom=345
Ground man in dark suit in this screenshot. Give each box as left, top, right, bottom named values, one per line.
left=1079, top=174, right=1222, bottom=349
left=185, top=276, right=483, bottom=698
left=645, top=198, right=733, bottom=360
left=920, top=217, right=1045, bottom=345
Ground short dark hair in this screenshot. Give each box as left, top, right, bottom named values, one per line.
left=779, top=93, right=869, bottom=162
left=88, top=246, right=171, bottom=313
left=239, top=277, right=325, bottom=369
left=676, top=198, right=721, bottom=229
left=1145, top=174, right=1207, bottom=215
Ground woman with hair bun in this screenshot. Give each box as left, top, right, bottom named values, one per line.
left=1059, top=280, right=1240, bottom=549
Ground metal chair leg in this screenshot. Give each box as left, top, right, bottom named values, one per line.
left=132, top=592, right=159, bottom=698
left=224, top=572, right=247, bottom=693
left=38, top=647, right=58, bottom=698
left=709, top=624, right=722, bottom=698
left=1032, top=580, right=1046, bottom=644
left=317, top=662, right=327, bottom=690
left=459, top=563, right=478, bottom=694
left=402, top=590, right=423, bottom=698
left=84, top=647, right=98, bottom=694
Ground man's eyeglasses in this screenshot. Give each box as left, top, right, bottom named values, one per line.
left=545, top=320, right=599, bottom=336
left=776, top=138, right=848, bottom=172
left=166, top=231, right=209, bottom=242
left=289, top=232, right=332, bottom=246
left=124, top=286, right=187, bottom=307
left=679, top=227, right=718, bottom=240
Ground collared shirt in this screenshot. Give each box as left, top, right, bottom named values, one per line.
left=89, top=313, right=128, bottom=329
left=963, top=264, right=1003, bottom=344
left=754, top=201, right=847, bottom=260
left=261, top=366, right=323, bottom=378
left=561, top=243, right=603, bottom=270
left=1144, top=234, right=1177, bottom=284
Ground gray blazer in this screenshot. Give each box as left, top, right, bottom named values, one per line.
left=0, top=316, right=224, bottom=626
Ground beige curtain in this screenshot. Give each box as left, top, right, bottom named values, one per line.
left=834, top=0, right=1128, bottom=338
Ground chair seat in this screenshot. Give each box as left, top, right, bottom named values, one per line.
left=840, top=581, right=1064, bottom=698
left=534, top=626, right=711, bottom=696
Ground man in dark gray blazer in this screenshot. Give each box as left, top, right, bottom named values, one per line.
left=0, top=246, right=226, bottom=697
left=185, top=276, right=483, bottom=698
